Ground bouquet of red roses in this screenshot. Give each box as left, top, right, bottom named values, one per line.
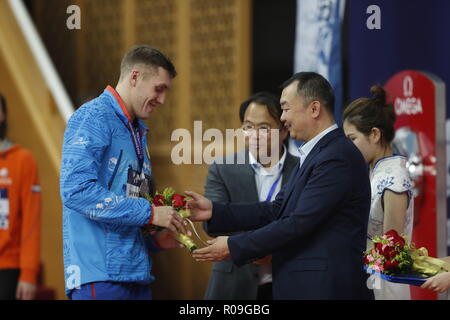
left=364, top=229, right=450, bottom=283
left=143, top=187, right=200, bottom=253
left=364, top=230, right=413, bottom=275
left=150, top=187, right=192, bottom=220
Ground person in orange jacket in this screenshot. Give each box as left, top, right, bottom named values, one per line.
left=0, top=94, right=41, bottom=300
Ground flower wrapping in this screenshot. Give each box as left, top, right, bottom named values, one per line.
left=142, top=187, right=198, bottom=252
left=364, top=229, right=450, bottom=284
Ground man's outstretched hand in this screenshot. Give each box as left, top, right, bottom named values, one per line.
left=184, top=191, right=213, bottom=221
left=192, top=236, right=230, bottom=262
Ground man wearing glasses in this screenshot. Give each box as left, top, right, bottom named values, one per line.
left=202, top=92, right=298, bottom=300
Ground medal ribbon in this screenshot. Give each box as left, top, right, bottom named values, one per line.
left=128, top=121, right=144, bottom=172
left=265, top=174, right=282, bottom=202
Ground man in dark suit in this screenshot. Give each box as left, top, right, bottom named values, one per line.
left=203, top=92, right=298, bottom=300
left=187, top=72, right=373, bottom=299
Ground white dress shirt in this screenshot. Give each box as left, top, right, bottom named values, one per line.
left=249, top=146, right=287, bottom=202
left=248, top=146, right=287, bottom=286
left=298, top=124, right=338, bottom=167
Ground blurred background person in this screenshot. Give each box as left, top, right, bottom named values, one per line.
left=342, top=85, right=414, bottom=300
left=202, top=92, right=298, bottom=300
left=0, top=94, right=42, bottom=300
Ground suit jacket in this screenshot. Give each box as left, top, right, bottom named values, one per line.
left=206, top=128, right=374, bottom=300
left=203, top=149, right=299, bottom=300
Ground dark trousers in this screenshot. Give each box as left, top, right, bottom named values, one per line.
left=0, top=269, right=20, bottom=300
left=257, top=282, right=273, bottom=300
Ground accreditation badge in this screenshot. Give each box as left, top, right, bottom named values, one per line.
left=0, top=188, right=9, bottom=230
left=126, top=166, right=153, bottom=199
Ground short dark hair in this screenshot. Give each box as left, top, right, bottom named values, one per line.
left=239, top=92, right=282, bottom=125
left=120, top=45, right=177, bottom=79
left=342, top=85, right=396, bottom=145
left=0, top=94, right=7, bottom=140
left=281, top=72, right=335, bottom=114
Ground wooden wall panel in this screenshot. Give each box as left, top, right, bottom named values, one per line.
left=135, top=0, right=178, bottom=154
left=79, top=0, right=124, bottom=100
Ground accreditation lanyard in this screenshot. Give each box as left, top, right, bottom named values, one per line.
left=265, top=174, right=282, bottom=201
left=128, top=121, right=144, bottom=172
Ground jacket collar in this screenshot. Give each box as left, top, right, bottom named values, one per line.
left=0, top=139, right=13, bottom=152
left=277, top=128, right=344, bottom=214
left=298, top=127, right=342, bottom=173
left=104, top=86, right=149, bottom=132
left=282, top=152, right=299, bottom=182
left=0, top=140, right=18, bottom=156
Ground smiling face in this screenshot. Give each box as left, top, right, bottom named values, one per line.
left=129, top=66, right=172, bottom=120
left=242, top=102, right=288, bottom=161
left=280, top=81, right=312, bottom=142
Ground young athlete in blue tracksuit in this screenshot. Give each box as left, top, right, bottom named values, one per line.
left=60, top=46, right=184, bottom=300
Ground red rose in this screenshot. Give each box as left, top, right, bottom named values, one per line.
left=385, top=229, right=405, bottom=248
left=386, top=229, right=402, bottom=240
left=172, top=194, right=186, bottom=208
left=152, top=194, right=166, bottom=207
left=382, top=246, right=398, bottom=259
left=384, top=260, right=399, bottom=270
left=382, top=245, right=393, bottom=255
left=396, top=237, right=406, bottom=249
left=389, top=249, right=398, bottom=259
left=375, top=243, right=383, bottom=253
